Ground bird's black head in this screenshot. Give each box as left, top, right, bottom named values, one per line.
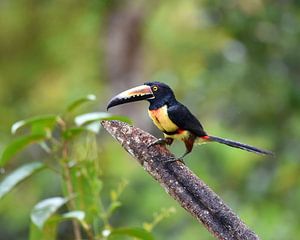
left=144, top=81, right=176, bottom=108
left=107, top=81, right=176, bottom=110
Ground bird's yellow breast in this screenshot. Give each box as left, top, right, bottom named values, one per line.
left=148, top=105, right=178, bottom=133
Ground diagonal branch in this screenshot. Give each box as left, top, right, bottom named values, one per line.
left=101, top=120, right=259, bottom=240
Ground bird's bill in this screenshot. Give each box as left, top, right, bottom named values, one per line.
left=107, top=85, right=154, bottom=110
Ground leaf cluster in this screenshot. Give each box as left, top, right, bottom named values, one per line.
left=0, top=95, right=173, bottom=240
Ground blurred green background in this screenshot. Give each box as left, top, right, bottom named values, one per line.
left=1, top=0, right=300, bottom=239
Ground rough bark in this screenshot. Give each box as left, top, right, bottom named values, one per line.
left=101, top=120, right=259, bottom=240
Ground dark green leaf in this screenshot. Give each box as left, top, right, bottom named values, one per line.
left=31, top=197, right=68, bottom=229
left=109, top=227, right=154, bottom=240
left=0, top=162, right=45, bottom=199
left=66, top=94, right=96, bottom=112
left=0, top=133, right=47, bottom=166
left=11, top=115, right=58, bottom=134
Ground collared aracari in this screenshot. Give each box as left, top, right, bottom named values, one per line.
left=107, top=82, right=273, bottom=159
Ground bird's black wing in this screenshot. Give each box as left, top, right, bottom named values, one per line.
left=167, top=103, right=207, bottom=137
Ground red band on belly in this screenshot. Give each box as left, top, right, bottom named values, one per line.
left=177, top=129, right=185, bottom=134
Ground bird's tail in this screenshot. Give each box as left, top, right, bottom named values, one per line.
left=202, top=135, right=273, bottom=156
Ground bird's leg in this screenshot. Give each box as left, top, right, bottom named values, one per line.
left=178, top=135, right=196, bottom=159
left=148, top=137, right=173, bottom=148
left=178, top=150, right=191, bottom=160
left=167, top=136, right=195, bottom=163
left=151, top=136, right=195, bottom=164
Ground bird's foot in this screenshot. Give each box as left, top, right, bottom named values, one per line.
left=148, top=138, right=168, bottom=148
left=178, top=151, right=190, bottom=160
left=148, top=138, right=182, bottom=163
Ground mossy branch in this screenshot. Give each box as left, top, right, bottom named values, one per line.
left=101, top=120, right=259, bottom=240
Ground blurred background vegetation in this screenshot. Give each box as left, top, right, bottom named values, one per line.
left=1, top=0, right=300, bottom=239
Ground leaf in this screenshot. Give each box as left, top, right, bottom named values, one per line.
left=61, top=211, right=90, bottom=232
left=74, top=112, right=111, bottom=126
left=74, top=112, right=108, bottom=134
left=11, top=115, right=58, bottom=134
left=84, top=122, right=101, bottom=133
left=75, top=112, right=132, bottom=126
left=0, top=133, right=47, bottom=166
left=109, top=227, right=154, bottom=240
left=107, top=201, right=122, bottom=216
left=31, top=197, right=68, bottom=229
left=62, top=127, right=87, bottom=139
left=62, top=210, right=85, bottom=221
left=102, top=115, right=132, bottom=124
left=67, top=94, right=96, bottom=112
left=29, top=218, right=58, bottom=240
left=74, top=112, right=132, bottom=133
left=0, top=162, right=45, bottom=199
left=29, top=211, right=85, bottom=240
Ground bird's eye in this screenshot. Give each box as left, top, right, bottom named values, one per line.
left=152, top=86, right=158, bottom=91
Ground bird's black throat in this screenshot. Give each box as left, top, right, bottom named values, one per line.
left=148, top=96, right=177, bottom=110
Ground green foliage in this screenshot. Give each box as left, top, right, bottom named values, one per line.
left=66, top=94, right=97, bottom=113
left=74, top=112, right=131, bottom=133
left=11, top=115, right=59, bottom=135
left=108, top=227, right=154, bottom=240
left=31, top=197, right=69, bottom=229
left=0, top=162, right=44, bottom=199
left=0, top=134, right=48, bottom=166
left=143, top=207, right=176, bottom=232
left=29, top=217, right=59, bottom=240
left=1, top=0, right=300, bottom=239
left=0, top=95, right=169, bottom=240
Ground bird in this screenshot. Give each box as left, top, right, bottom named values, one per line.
left=107, top=81, right=273, bottom=159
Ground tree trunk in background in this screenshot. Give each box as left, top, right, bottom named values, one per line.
left=105, top=1, right=150, bottom=130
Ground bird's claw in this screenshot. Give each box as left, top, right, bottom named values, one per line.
left=147, top=138, right=166, bottom=148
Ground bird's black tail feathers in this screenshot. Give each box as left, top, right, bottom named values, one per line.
left=207, top=135, right=273, bottom=156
